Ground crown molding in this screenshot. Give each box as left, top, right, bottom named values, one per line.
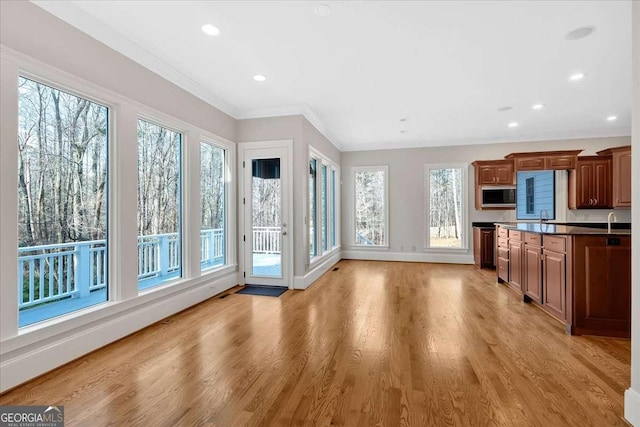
left=339, top=128, right=631, bottom=152
left=238, top=104, right=343, bottom=151
left=31, top=0, right=239, bottom=118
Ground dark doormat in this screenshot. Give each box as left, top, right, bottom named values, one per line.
left=235, top=285, right=288, bottom=297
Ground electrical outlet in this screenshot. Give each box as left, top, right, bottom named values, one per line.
left=400, top=245, right=404, bottom=252
left=411, top=246, right=416, bottom=252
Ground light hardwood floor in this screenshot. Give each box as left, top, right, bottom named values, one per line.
left=0, top=260, right=631, bottom=426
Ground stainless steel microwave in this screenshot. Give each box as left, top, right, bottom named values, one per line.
left=481, top=186, right=516, bottom=208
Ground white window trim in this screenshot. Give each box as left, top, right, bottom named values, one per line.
left=330, top=165, right=341, bottom=251
left=1, top=47, right=238, bottom=339
left=351, top=165, right=389, bottom=249
left=308, top=148, right=341, bottom=269
left=199, top=137, right=236, bottom=274
left=424, top=163, right=469, bottom=251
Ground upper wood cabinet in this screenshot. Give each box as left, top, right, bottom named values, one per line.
left=505, top=150, right=583, bottom=171
left=472, top=160, right=514, bottom=185
left=597, top=146, right=631, bottom=208
left=568, top=156, right=612, bottom=209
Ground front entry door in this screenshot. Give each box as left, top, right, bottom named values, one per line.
left=242, top=146, right=290, bottom=287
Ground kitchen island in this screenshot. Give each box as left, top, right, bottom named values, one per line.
left=495, top=222, right=631, bottom=338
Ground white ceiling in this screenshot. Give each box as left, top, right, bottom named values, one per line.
left=34, top=1, right=632, bottom=151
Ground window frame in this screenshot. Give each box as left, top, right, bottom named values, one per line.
left=136, top=116, right=185, bottom=291
left=308, top=148, right=340, bottom=267
left=199, top=138, right=232, bottom=274
left=16, top=73, right=113, bottom=327
left=424, top=163, right=469, bottom=251
left=351, top=165, right=389, bottom=249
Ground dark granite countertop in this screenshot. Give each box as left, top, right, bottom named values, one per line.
left=495, top=222, right=631, bottom=236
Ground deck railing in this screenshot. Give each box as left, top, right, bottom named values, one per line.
left=18, top=227, right=282, bottom=310
left=252, top=226, right=281, bottom=254
left=18, top=229, right=225, bottom=310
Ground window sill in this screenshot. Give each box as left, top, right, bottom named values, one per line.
left=351, top=244, right=389, bottom=251
left=423, top=246, right=469, bottom=252
left=309, top=247, right=341, bottom=270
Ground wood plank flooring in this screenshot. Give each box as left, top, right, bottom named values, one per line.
left=0, top=260, right=631, bottom=426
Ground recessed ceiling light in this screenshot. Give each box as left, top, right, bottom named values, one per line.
left=606, top=115, right=618, bottom=122
left=565, top=26, right=596, bottom=41
left=253, top=74, right=267, bottom=82
left=497, top=106, right=513, bottom=112
left=532, top=104, right=545, bottom=110
left=399, top=117, right=409, bottom=122
left=400, top=130, right=408, bottom=133
left=201, top=24, right=220, bottom=36
left=569, top=72, right=586, bottom=81
left=508, top=122, right=519, bottom=128
left=315, top=4, right=331, bottom=16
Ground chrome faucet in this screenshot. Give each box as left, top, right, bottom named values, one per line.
left=607, top=211, right=617, bottom=233
left=539, top=209, right=550, bottom=228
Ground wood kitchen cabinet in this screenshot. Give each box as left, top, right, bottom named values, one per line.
left=523, top=233, right=542, bottom=304
left=496, top=226, right=509, bottom=283
left=473, top=227, right=495, bottom=269
left=568, top=156, right=612, bottom=209
left=597, top=146, right=631, bottom=208
left=472, top=160, right=514, bottom=185
left=507, top=231, right=523, bottom=294
left=542, top=248, right=566, bottom=321
left=505, top=150, right=582, bottom=171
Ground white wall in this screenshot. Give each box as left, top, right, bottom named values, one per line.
left=624, top=1, right=639, bottom=425
left=236, top=115, right=341, bottom=283
left=341, top=136, right=631, bottom=263
left=0, top=1, right=239, bottom=392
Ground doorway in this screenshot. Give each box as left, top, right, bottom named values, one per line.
left=239, top=142, right=292, bottom=288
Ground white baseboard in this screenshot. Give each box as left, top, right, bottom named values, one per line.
left=342, top=250, right=474, bottom=265
left=294, top=252, right=341, bottom=290
left=0, top=273, right=237, bottom=392
left=625, top=388, right=640, bottom=426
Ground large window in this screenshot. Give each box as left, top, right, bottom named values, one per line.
left=200, top=142, right=226, bottom=271
left=321, top=164, right=328, bottom=252
left=309, top=150, right=340, bottom=263
left=517, top=171, right=555, bottom=220
left=137, top=119, right=182, bottom=290
left=309, top=158, right=317, bottom=258
left=17, top=76, right=109, bottom=327
left=426, top=165, right=466, bottom=249
left=353, top=166, right=388, bottom=247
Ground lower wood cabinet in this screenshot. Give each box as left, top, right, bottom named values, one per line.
left=473, top=227, right=495, bottom=269
left=523, top=244, right=542, bottom=304
left=508, top=240, right=523, bottom=293
left=542, top=249, right=566, bottom=321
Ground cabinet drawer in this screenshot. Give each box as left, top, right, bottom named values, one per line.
left=516, top=157, right=545, bottom=171
left=509, top=230, right=522, bottom=241
left=543, top=235, right=566, bottom=252
left=545, top=155, right=576, bottom=170
left=497, top=247, right=509, bottom=260
left=497, top=227, right=509, bottom=238
left=498, top=237, right=509, bottom=248
left=524, top=232, right=542, bottom=246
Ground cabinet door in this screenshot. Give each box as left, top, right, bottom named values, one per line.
left=478, top=166, right=497, bottom=185
left=543, top=250, right=566, bottom=321
left=494, top=164, right=514, bottom=185
left=524, top=245, right=542, bottom=303
left=508, top=241, right=523, bottom=292
left=498, top=257, right=509, bottom=283
left=592, top=159, right=611, bottom=208
left=473, top=228, right=481, bottom=267
left=481, top=230, right=495, bottom=267
left=613, top=151, right=631, bottom=207
left=575, top=161, right=593, bottom=208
